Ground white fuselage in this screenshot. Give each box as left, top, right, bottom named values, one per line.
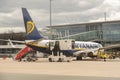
left=26, top=40, right=102, bottom=50
left=25, top=39, right=103, bottom=57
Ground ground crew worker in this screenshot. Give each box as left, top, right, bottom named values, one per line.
left=103, top=54, right=107, bottom=62
left=52, top=41, right=60, bottom=56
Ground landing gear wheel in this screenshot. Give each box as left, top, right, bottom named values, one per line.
left=58, top=58, right=62, bottom=62
left=49, top=58, right=52, bottom=62
left=27, top=58, right=31, bottom=62
left=76, top=56, right=82, bottom=60
left=67, top=60, right=70, bottom=62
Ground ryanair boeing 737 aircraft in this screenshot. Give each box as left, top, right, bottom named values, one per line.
left=22, top=8, right=103, bottom=60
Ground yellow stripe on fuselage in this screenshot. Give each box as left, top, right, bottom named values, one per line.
left=26, top=42, right=48, bottom=49
left=74, top=48, right=86, bottom=50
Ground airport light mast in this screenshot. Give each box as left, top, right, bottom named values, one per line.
left=49, top=0, right=53, bottom=39
left=104, top=12, right=107, bottom=21
left=50, top=0, right=52, bottom=27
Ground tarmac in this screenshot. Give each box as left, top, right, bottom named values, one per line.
left=0, top=58, right=120, bottom=80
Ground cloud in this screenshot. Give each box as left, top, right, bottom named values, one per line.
left=89, top=0, right=120, bottom=22
left=0, top=0, right=120, bottom=33
left=0, top=27, right=24, bottom=33
left=0, top=9, right=23, bottom=27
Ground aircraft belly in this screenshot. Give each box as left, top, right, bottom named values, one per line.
left=61, top=50, right=76, bottom=57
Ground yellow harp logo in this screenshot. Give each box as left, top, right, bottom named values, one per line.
left=27, top=21, right=35, bottom=34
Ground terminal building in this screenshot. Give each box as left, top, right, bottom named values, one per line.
left=48, top=20, right=120, bottom=47
left=0, top=20, right=120, bottom=56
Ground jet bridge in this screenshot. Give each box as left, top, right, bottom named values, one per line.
left=48, top=39, right=75, bottom=62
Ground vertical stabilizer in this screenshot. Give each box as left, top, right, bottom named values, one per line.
left=22, top=8, right=43, bottom=40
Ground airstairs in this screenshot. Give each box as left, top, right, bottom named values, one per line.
left=14, top=46, right=33, bottom=60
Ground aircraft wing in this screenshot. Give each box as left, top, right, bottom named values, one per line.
left=0, top=39, right=25, bottom=48
left=0, top=39, right=25, bottom=44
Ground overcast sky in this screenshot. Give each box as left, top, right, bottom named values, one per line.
left=0, top=0, right=120, bottom=33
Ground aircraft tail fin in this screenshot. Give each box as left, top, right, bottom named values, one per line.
left=22, top=8, right=44, bottom=40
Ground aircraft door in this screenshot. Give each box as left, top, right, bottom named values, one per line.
left=72, top=40, right=75, bottom=49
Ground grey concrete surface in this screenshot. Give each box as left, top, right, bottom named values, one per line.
left=0, top=73, right=120, bottom=80
left=0, top=58, right=120, bottom=79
